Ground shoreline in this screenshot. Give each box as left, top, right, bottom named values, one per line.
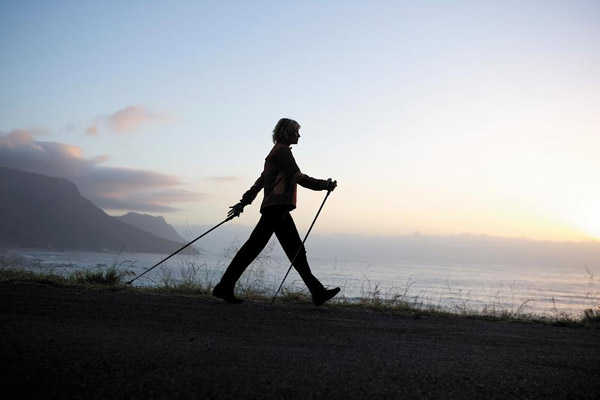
left=1, top=267, right=598, bottom=325
left=3, top=249, right=598, bottom=318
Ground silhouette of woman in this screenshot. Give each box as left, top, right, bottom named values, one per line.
left=213, top=118, right=340, bottom=305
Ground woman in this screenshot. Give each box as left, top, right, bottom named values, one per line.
left=213, top=118, right=340, bottom=306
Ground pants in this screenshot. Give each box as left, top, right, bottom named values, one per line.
left=218, top=206, right=324, bottom=295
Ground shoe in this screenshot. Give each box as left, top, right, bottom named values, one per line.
left=212, top=283, right=243, bottom=304
left=313, top=287, right=341, bottom=306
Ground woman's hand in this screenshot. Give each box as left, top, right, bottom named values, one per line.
left=227, top=202, right=245, bottom=218
left=326, top=178, right=337, bottom=192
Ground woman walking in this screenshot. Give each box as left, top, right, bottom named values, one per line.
left=213, top=118, right=340, bottom=306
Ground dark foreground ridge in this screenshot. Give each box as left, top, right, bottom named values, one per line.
left=1, top=281, right=599, bottom=399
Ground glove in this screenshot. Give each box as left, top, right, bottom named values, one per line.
left=227, top=202, right=245, bottom=218
left=326, top=178, right=337, bottom=192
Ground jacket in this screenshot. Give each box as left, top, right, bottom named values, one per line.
left=239, top=143, right=330, bottom=213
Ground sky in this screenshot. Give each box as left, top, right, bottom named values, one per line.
left=1, top=1, right=599, bottom=242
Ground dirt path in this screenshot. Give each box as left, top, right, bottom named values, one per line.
left=1, top=281, right=599, bottom=399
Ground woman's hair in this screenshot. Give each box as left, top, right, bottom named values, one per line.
left=272, top=118, right=300, bottom=144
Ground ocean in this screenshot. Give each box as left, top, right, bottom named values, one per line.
left=5, top=247, right=598, bottom=317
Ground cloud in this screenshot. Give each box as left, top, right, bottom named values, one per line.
left=0, top=130, right=41, bottom=148
left=204, top=176, right=239, bottom=183
left=85, top=125, right=98, bottom=136
left=0, top=129, right=203, bottom=213
left=86, top=105, right=169, bottom=135
left=90, top=189, right=206, bottom=213
left=0, top=130, right=100, bottom=177
left=147, top=189, right=206, bottom=203
left=91, top=197, right=179, bottom=213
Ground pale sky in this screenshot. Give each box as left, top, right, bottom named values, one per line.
left=1, top=1, right=599, bottom=241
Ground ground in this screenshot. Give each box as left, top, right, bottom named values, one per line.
left=1, top=280, right=599, bottom=399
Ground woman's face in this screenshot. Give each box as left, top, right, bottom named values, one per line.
left=288, top=125, right=301, bottom=145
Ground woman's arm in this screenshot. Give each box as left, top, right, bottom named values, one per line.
left=240, top=173, right=264, bottom=206
left=228, top=174, right=264, bottom=218
left=275, top=146, right=336, bottom=191
left=296, top=173, right=333, bottom=191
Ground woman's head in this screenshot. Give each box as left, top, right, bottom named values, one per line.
left=272, top=118, right=300, bottom=145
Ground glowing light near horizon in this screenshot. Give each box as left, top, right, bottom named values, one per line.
left=565, top=199, right=600, bottom=241
left=576, top=217, right=600, bottom=240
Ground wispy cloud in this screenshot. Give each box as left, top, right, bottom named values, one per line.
left=85, top=125, right=98, bottom=136
left=0, top=129, right=203, bottom=213
left=0, top=130, right=43, bottom=149
left=204, top=176, right=239, bottom=183
left=90, top=189, right=207, bottom=213
left=86, top=105, right=170, bottom=135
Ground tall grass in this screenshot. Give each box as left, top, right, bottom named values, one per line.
left=71, top=264, right=133, bottom=285
left=0, top=253, right=135, bottom=287
left=2, top=247, right=599, bottom=326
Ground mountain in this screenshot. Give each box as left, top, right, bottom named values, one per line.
left=0, top=167, right=197, bottom=254
left=115, top=212, right=186, bottom=243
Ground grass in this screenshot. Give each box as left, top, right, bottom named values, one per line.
left=1, top=262, right=599, bottom=328
left=0, top=264, right=133, bottom=287
left=2, top=247, right=599, bottom=327
left=583, top=307, right=600, bottom=324
left=0, top=253, right=135, bottom=287
left=71, top=266, right=131, bottom=285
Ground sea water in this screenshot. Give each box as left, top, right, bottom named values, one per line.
left=4, top=248, right=598, bottom=317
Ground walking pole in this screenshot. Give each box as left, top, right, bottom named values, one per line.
left=126, top=216, right=234, bottom=285
left=271, top=189, right=332, bottom=303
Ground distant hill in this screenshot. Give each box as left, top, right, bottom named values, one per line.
left=115, top=212, right=186, bottom=243
left=0, top=167, right=197, bottom=255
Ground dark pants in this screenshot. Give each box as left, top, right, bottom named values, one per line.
left=218, top=206, right=324, bottom=295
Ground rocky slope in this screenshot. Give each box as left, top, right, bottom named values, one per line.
left=0, top=167, right=196, bottom=254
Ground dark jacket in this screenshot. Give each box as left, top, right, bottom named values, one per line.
left=239, top=143, right=329, bottom=212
